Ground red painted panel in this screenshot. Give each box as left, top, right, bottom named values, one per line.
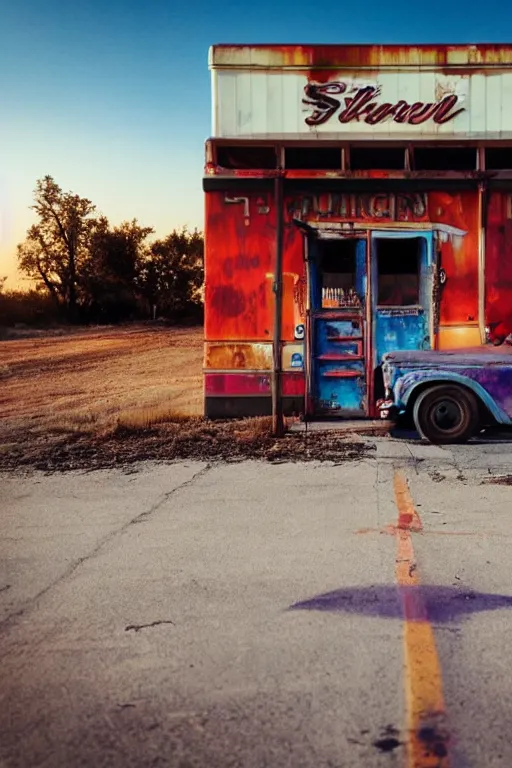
left=205, top=373, right=271, bottom=396
left=282, top=373, right=306, bottom=396
left=282, top=219, right=307, bottom=341
left=204, top=372, right=305, bottom=397
left=486, top=192, right=512, bottom=328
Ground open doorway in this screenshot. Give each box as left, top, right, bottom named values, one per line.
left=309, top=236, right=368, bottom=417
left=372, top=233, right=433, bottom=369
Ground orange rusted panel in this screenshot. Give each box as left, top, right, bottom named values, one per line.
left=204, top=190, right=307, bottom=343
left=204, top=342, right=272, bottom=370
left=282, top=219, right=307, bottom=341
left=486, top=191, right=512, bottom=327
left=205, top=188, right=481, bottom=344
left=430, top=191, right=480, bottom=325
left=204, top=192, right=275, bottom=341
left=438, top=325, right=481, bottom=349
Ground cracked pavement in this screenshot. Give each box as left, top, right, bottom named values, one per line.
left=2, top=437, right=512, bottom=767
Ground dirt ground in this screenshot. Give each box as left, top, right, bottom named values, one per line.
left=0, top=323, right=203, bottom=429
left=0, top=324, right=372, bottom=472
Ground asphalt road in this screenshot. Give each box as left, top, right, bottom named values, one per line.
left=2, top=436, right=512, bottom=768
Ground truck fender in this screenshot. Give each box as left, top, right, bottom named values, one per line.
left=394, top=370, right=511, bottom=426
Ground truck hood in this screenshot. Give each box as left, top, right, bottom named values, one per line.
left=382, top=345, right=512, bottom=367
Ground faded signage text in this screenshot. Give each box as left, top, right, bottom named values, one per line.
left=303, top=82, right=465, bottom=127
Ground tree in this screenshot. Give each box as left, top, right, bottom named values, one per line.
left=16, top=177, right=204, bottom=325
left=138, top=228, right=204, bottom=319
left=17, top=176, right=99, bottom=321
left=84, top=220, right=153, bottom=322
left=0, top=287, right=59, bottom=329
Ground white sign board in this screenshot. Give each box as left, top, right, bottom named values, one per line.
left=212, top=71, right=512, bottom=139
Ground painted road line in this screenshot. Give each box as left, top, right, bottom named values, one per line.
left=393, top=470, right=450, bottom=768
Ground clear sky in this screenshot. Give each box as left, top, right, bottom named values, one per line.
left=1, top=0, right=511, bottom=288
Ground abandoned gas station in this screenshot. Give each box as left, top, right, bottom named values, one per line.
left=202, top=44, right=512, bottom=421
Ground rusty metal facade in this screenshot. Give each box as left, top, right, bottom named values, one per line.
left=203, top=45, right=512, bottom=419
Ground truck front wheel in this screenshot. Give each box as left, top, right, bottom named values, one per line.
left=412, top=385, right=480, bottom=444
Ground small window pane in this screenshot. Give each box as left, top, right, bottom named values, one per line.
left=350, top=147, right=405, bottom=170
left=216, top=146, right=276, bottom=169
left=413, top=147, right=476, bottom=171
left=285, top=147, right=341, bottom=170
left=485, top=148, right=512, bottom=170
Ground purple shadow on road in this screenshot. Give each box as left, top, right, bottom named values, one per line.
left=289, top=585, right=512, bottom=623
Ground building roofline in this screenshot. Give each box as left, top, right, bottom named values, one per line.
left=208, top=44, right=512, bottom=70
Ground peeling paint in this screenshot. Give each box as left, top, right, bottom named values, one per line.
left=204, top=343, right=273, bottom=371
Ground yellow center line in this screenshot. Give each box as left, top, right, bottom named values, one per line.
left=393, top=470, right=450, bottom=768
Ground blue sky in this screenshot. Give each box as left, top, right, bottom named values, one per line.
left=1, top=0, right=511, bottom=286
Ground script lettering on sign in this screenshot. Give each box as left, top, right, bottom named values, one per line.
left=303, top=82, right=465, bottom=127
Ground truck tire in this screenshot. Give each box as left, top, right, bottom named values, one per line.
left=412, top=384, right=480, bottom=444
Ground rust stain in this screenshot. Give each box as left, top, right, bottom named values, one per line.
left=209, top=285, right=247, bottom=318
left=205, top=343, right=272, bottom=371
left=211, top=44, right=512, bottom=72
left=355, top=525, right=396, bottom=536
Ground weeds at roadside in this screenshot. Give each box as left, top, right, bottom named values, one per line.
left=0, top=415, right=374, bottom=473
left=114, top=405, right=192, bottom=432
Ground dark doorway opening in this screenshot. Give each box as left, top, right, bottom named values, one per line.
left=313, top=238, right=361, bottom=309
left=318, top=239, right=357, bottom=291
left=376, top=238, right=420, bottom=306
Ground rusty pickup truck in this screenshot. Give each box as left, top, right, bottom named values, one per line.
left=378, top=344, right=512, bottom=444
